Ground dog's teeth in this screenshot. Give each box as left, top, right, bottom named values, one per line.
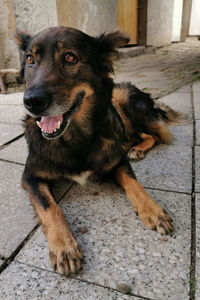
left=36, top=121, right=41, bottom=128
left=57, top=121, right=60, bottom=129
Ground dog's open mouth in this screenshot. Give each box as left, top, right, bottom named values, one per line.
left=36, top=99, right=81, bottom=139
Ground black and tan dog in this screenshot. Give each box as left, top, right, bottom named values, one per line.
left=15, top=27, right=181, bottom=275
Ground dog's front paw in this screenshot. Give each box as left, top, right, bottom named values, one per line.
left=139, top=207, right=174, bottom=235
left=49, top=236, right=83, bottom=275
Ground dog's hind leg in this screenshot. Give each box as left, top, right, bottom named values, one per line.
left=113, top=160, right=174, bottom=235
left=128, top=133, right=156, bottom=160
left=22, top=172, right=83, bottom=275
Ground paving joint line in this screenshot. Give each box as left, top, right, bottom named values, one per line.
left=190, top=83, right=196, bottom=300
left=0, top=183, right=73, bottom=274
left=54, top=182, right=74, bottom=203
left=0, top=133, right=24, bottom=150
left=13, top=260, right=155, bottom=300
left=0, top=223, right=40, bottom=274
left=0, top=158, right=25, bottom=166
left=143, top=185, right=191, bottom=195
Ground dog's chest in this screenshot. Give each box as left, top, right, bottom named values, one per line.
left=67, top=170, right=92, bottom=185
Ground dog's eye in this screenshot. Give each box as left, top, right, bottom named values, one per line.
left=64, top=52, right=77, bottom=65
left=26, top=54, right=35, bottom=66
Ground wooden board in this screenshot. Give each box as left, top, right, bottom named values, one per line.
left=117, top=0, right=138, bottom=44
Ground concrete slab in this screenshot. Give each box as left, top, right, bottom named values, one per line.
left=132, top=144, right=192, bottom=193
left=0, top=136, right=27, bottom=164
left=52, top=180, right=73, bottom=203
left=169, top=124, right=193, bottom=146
left=195, top=147, right=200, bottom=192
left=159, top=92, right=192, bottom=120
left=0, top=262, right=137, bottom=300
left=0, top=105, right=16, bottom=113
left=0, top=93, right=23, bottom=105
left=196, top=120, right=200, bottom=146
left=0, top=123, right=23, bottom=146
left=16, top=183, right=191, bottom=300
left=0, top=105, right=25, bottom=125
left=193, top=81, right=200, bottom=93
left=0, top=259, right=5, bottom=268
left=193, top=92, right=200, bottom=120
left=175, top=84, right=191, bottom=93
left=196, top=194, right=200, bottom=299
left=0, top=161, right=36, bottom=258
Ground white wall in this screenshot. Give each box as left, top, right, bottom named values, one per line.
left=14, top=0, right=58, bottom=34
left=147, top=0, right=174, bottom=46
left=172, top=0, right=183, bottom=41
left=189, top=0, right=200, bottom=35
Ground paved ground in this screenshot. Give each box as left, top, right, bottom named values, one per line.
left=0, top=41, right=200, bottom=299
left=115, top=39, right=200, bottom=99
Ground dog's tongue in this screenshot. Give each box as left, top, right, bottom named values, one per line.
left=37, top=114, right=63, bottom=133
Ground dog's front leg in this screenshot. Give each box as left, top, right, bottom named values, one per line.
left=22, top=172, right=83, bottom=275
left=113, top=161, right=174, bottom=235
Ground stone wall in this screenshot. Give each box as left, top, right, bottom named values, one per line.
left=13, top=0, right=58, bottom=34
left=0, top=0, right=19, bottom=68
left=0, top=0, right=117, bottom=69
left=147, top=0, right=174, bottom=47
left=56, top=0, right=117, bottom=37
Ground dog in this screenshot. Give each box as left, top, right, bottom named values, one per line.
left=15, top=26, right=180, bottom=275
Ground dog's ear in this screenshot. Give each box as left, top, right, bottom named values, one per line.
left=14, top=31, right=32, bottom=83
left=95, top=31, right=129, bottom=73
left=14, top=30, right=32, bottom=51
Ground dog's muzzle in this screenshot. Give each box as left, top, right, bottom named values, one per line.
left=25, top=89, right=85, bottom=140
left=24, top=86, right=53, bottom=116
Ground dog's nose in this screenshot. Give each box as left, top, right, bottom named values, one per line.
left=24, top=87, right=52, bottom=115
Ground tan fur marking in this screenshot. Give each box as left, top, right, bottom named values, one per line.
left=149, top=121, right=173, bottom=144
left=36, top=170, right=62, bottom=180
left=101, top=137, right=115, bottom=152
left=116, top=168, right=174, bottom=235
left=70, top=83, right=94, bottom=127
left=103, top=157, right=120, bottom=173
left=128, top=133, right=156, bottom=159
left=68, top=171, right=92, bottom=185
left=112, top=87, right=133, bottom=137
left=70, top=83, right=94, bottom=101
left=23, top=180, right=82, bottom=274
left=133, top=133, right=155, bottom=151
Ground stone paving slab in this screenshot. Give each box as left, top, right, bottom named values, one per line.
left=0, top=105, right=16, bottom=114
left=114, top=41, right=200, bottom=98
left=0, top=123, right=23, bottom=146
left=0, top=262, right=138, bottom=300
left=0, top=159, right=72, bottom=259
left=0, top=161, right=36, bottom=258
left=175, top=84, right=191, bottom=93
left=196, top=194, right=200, bottom=299
left=0, top=259, right=5, bottom=268
left=0, top=136, right=27, bottom=165
left=158, top=91, right=193, bottom=146
left=0, top=93, right=23, bottom=105
left=0, top=105, right=25, bottom=125
left=159, top=90, right=192, bottom=119
left=193, top=81, right=200, bottom=93
left=196, top=120, right=200, bottom=146
left=132, top=144, right=192, bottom=193
left=16, top=182, right=191, bottom=300
left=195, top=147, right=200, bottom=193
left=168, top=124, right=193, bottom=146
left=194, top=92, right=200, bottom=120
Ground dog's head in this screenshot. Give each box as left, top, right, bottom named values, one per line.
left=15, top=27, right=129, bottom=139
